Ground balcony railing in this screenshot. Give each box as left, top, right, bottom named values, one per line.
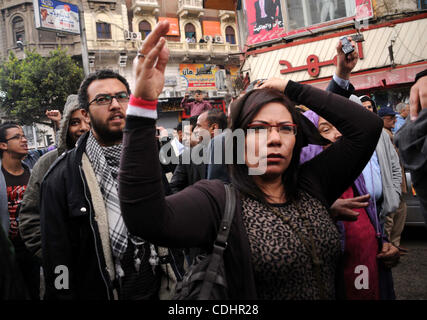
left=167, top=41, right=240, bottom=60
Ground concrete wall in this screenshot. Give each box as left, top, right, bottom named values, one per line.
left=374, top=0, right=418, bottom=16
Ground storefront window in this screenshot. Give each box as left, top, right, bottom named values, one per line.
left=360, top=87, right=410, bottom=111
left=285, top=0, right=356, bottom=30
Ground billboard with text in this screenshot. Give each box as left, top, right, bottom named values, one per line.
left=33, top=0, right=80, bottom=34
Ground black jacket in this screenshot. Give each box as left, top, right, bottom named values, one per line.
left=40, top=132, right=115, bottom=299
left=40, top=132, right=178, bottom=300
left=169, top=148, right=206, bottom=194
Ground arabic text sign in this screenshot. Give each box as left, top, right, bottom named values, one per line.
left=279, top=42, right=364, bottom=77
left=33, top=0, right=80, bottom=34
left=180, top=64, right=218, bottom=91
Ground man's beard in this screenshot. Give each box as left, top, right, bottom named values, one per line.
left=89, top=113, right=123, bottom=145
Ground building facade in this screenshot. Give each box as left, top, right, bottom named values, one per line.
left=85, top=0, right=241, bottom=128
left=0, top=0, right=82, bottom=60
left=237, top=0, right=427, bottom=109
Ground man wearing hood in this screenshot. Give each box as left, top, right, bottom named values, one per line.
left=19, top=94, right=90, bottom=261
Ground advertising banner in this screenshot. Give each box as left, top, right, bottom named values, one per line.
left=245, top=0, right=285, bottom=46
left=355, top=0, right=374, bottom=20
left=33, top=0, right=80, bottom=34
left=202, top=21, right=222, bottom=36
left=159, top=17, right=180, bottom=36
left=179, top=64, right=240, bottom=91
left=245, top=0, right=374, bottom=47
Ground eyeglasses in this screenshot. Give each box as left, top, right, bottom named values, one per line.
left=5, top=134, right=27, bottom=142
left=88, top=92, right=129, bottom=106
left=246, top=122, right=297, bottom=136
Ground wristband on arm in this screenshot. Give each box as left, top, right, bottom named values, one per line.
left=127, top=95, right=158, bottom=119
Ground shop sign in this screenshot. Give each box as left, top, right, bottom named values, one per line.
left=179, top=64, right=239, bottom=91
left=279, top=42, right=364, bottom=77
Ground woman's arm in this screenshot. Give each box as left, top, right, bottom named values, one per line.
left=260, top=78, right=383, bottom=206
left=288, top=81, right=383, bottom=206
left=119, top=21, right=225, bottom=248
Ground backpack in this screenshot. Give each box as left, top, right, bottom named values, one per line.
left=173, top=184, right=236, bottom=300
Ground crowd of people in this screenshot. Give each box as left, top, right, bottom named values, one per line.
left=0, top=20, right=426, bottom=300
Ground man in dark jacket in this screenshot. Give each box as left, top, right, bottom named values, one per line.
left=40, top=70, right=183, bottom=300
left=170, top=108, right=227, bottom=193
left=395, top=69, right=427, bottom=225
left=19, top=95, right=90, bottom=261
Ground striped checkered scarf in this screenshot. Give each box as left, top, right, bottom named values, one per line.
left=85, top=132, right=159, bottom=279
left=85, top=131, right=129, bottom=261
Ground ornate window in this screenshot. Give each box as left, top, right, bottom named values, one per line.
left=96, top=22, right=111, bottom=39
left=225, top=26, right=236, bottom=44
left=12, top=16, right=25, bottom=42
left=138, top=21, right=152, bottom=40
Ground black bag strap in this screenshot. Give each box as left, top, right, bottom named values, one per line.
left=198, top=183, right=236, bottom=300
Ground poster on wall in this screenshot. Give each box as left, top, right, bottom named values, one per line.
left=355, top=0, right=374, bottom=20
left=245, top=0, right=285, bottom=46
left=159, top=17, right=180, bottom=36
left=33, top=0, right=80, bottom=34
left=246, top=0, right=374, bottom=46
left=179, top=64, right=239, bottom=91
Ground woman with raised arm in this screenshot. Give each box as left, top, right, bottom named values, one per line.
left=119, top=21, right=383, bottom=300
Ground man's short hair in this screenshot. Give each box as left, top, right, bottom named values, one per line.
left=78, top=69, right=131, bottom=111
left=195, top=90, right=203, bottom=95
left=206, top=109, right=227, bottom=130
left=395, top=102, right=407, bottom=113
left=0, top=122, right=20, bottom=157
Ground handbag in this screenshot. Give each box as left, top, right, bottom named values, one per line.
left=173, top=184, right=236, bottom=300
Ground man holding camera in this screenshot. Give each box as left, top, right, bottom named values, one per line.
left=180, top=90, right=213, bottom=117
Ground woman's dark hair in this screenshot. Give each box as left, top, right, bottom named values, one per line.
left=78, top=69, right=131, bottom=111
left=228, top=88, right=307, bottom=204
left=0, top=122, right=20, bottom=157
left=360, top=95, right=377, bottom=114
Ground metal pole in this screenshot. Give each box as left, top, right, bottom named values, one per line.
left=32, top=124, right=38, bottom=150
left=78, top=2, right=90, bottom=76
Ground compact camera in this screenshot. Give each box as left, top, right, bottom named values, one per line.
left=340, top=37, right=355, bottom=55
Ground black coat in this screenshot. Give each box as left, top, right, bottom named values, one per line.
left=40, top=132, right=175, bottom=300
left=169, top=149, right=206, bottom=194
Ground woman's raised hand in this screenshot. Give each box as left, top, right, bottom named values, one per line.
left=258, top=78, right=289, bottom=93
left=133, top=20, right=170, bottom=101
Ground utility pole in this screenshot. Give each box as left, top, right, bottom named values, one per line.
left=78, top=0, right=90, bottom=76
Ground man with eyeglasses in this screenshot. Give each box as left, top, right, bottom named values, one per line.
left=40, top=69, right=183, bottom=300
left=0, top=122, right=40, bottom=300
